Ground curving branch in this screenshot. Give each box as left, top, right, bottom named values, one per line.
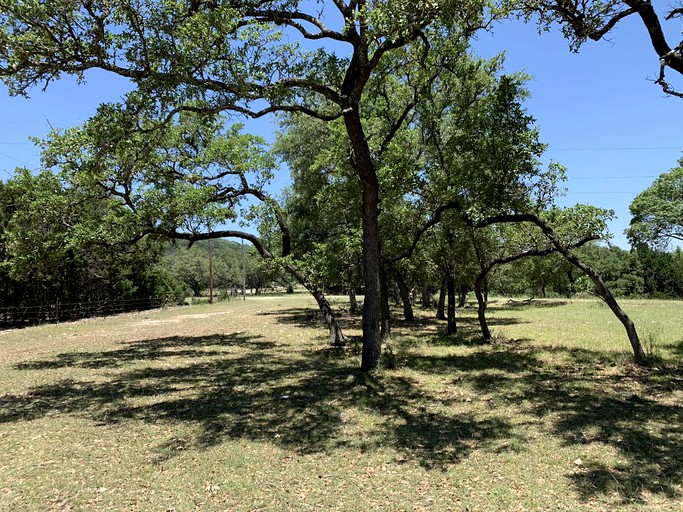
left=145, top=225, right=346, bottom=345
left=247, top=8, right=348, bottom=42
left=523, top=0, right=683, bottom=98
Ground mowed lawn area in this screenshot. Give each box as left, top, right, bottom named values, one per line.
left=1, top=294, right=682, bottom=511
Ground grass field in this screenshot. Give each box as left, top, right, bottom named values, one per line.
left=1, top=294, right=682, bottom=511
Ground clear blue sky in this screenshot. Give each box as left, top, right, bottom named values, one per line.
left=0, top=10, right=681, bottom=248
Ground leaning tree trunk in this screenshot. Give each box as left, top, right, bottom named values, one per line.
left=436, top=277, right=447, bottom=320
left=529, top=217, right=647, bottom=365
left=395, top=270, right=415, bottom=322
left=474, top=272, right=491, bottom=341
left=284, top=263, right=347, bottom=346
left=563, top=253, right=647, bottom=364
left=447, top=276, right=457, bottom=335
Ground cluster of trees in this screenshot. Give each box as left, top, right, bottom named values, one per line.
left=165, top=239, right=290, bottom=298
left=492, top=244, right=683, bottom=299
left=1, top=0, right=681, bottom=368
left=0, top=169, right=172, bottom=310
left=0, top=168, right=279, bottom=314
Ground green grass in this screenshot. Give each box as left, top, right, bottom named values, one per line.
left=1, top=295, right=682, bottom=511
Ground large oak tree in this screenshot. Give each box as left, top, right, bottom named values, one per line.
left=0, top=0, right=498, bottom=370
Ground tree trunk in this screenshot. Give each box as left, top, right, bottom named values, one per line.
left=529, top=216, right=647, bottom=365
left=284, top=263, right=347, bottom=346
left=395, top=270, right=415, bottom=322
left=436, top=277, right=447, bottom=320
left=563, top=252, right=647, bottom=364
left=380, top=265, right=391, bottom=338
left=311, top=286, right=347, bottom=346
left=360, top=179, right=382, bottom=369
left=447, top=276, right=457, bottom=335
left=422, top=284, right=431, bottom=309
left=474, top=272, right=491, bottom=341
left=458, top=284, right=468, bottom=308
left=343, top=105, right=383, bottom=371
left=348, top=287, right=358, bottom=313
left=565, top=270, right=575, bottom=298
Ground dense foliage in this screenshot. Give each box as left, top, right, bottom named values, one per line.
left=164, top=239, right=285, bottom=298
left=0, top=171, right=173, bottom=311
left=491, top=243, right=683, bottom=299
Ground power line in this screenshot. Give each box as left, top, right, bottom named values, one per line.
left=0, top=151, right=34, bottom=166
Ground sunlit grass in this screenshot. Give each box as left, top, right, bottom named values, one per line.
left=1, top=294, right=681, bottom=511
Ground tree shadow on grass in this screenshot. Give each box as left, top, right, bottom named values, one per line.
left=520, top=367, right=683, bottom=504
left=487, top=299, right=570, bottom=312
left=13, top=333, right=276, bottom=370
left=261, top=305, right=528, bottom=340
left=392, top=338, right=683, bottom=503
left=4, top=325, right=683, bottom=501
left=393, top=348, right=542, bottom=375
left=1, top=332, right=513, bottom=471
left=664, top=339, right=683, bottom=359
left=463, top=344, right=683, bottom=504
left=258, top=307, right=362, bottom=332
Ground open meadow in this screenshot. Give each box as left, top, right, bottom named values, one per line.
left=1, top=294, right=682, bottom=511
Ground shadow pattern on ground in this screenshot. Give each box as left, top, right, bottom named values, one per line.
left=1, top=331, right=513, bottom=471
left=2, top=309, right=683, bottom=504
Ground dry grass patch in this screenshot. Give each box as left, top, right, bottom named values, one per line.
left=1, top=294, right=682, bottom=511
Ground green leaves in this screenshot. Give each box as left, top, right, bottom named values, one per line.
left=627, top=158, right=683, bottom=248
left=34, top=108, right=275, bottom=240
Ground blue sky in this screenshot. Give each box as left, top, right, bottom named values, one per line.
left=0, top=10, right=681, bottom=248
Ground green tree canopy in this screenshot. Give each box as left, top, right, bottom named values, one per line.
left=628, top=158, right=683, bottom=248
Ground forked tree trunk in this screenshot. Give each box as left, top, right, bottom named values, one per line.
left=395, top=270, right=415, bottom=321
left=436, top=277, right=447, bottom=320
left=447, top=277, right=457, bottom=335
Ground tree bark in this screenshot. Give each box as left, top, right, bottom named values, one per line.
left=473, top=213, right=648, bottom=365
left=284, top=263, right=347, bottom=346
left=348, top=286, right=359, bottom=313
left=343, top=108, right=383, bottom=371
left=559, top=251, right=647, bottom=365
left=474, top=272, right=491, bottom=341
left=458, top=284, right=468, bottom=308
left=447, top=276, right=457, bottom=335
left=380, top=265, right=391, bottom=338
left=311, top=286, right=348, bottom=346
left=422, top=284, right=432, bottom=309
left=436, top=277, right=447, bottom=320
left=395, top=269, right=415, bottom=322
